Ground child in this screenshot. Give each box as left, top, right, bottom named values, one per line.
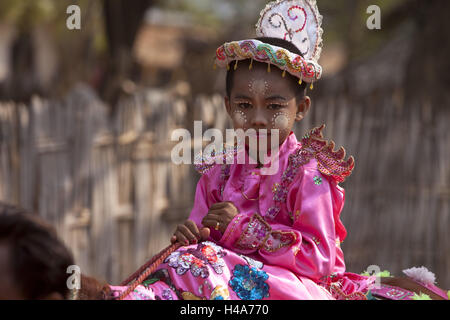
left=0, top=202, right=113, bottom=300
left=112, top=0, right=374, bottom=300
left=0, top=202, right=75, bottom=299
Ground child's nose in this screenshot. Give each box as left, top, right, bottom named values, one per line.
left=250, top=109, right=268, bottom=128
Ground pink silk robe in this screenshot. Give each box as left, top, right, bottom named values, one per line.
left=111, top=125, right=375, bottom=300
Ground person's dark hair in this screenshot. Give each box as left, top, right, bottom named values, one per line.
left=225, top=36, right=308, bottom=98
left=0, top=202, right=74, bottom=299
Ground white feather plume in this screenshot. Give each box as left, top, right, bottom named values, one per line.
left=402, top=266, right=436, bottom=285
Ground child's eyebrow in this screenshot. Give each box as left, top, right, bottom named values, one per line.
left=265, top=95, right=287, bottom=101
left=233, top=94, right=252, bottom=100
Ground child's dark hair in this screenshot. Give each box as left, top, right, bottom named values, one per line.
left=0, top=202, right=74, bottom=299
left=225, top=37, right=308, bottom=98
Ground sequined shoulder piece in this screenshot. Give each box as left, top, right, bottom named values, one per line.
left=193, top=144, right=238, bottom=175
left=301, top=124, right=355, bottom=183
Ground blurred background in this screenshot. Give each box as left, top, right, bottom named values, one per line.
left=0, top=0, right=449, bottom=288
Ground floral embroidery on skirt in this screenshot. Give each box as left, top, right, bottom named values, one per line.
left=229, top=264, right=270, bottom=300
left=164, top=241, right=227, bottom=278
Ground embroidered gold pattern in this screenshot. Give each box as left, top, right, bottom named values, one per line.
left=264, top=230, right=297, bottom=252
left=235, top=213, right=297, bottom=253
left=221, top=214, right=243, bottom=244
left=301, top=124, right=355, bottom=183
left=235, top=213, right=272, bottom=250
left=266, top=124, right=354, bottom=221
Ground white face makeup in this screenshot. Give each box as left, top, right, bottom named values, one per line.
left=232, top=110, right=247, bottom=127
left=226, top=61, right=311, bottom=162
left=272, top=112, right=290, bottom=130
left=248, top=78, right=269, bottom=96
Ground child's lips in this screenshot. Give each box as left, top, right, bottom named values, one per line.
left=247, top=130, right=271, bottom=137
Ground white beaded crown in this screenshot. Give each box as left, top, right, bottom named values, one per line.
left=215, top=0, right=324, bottom=84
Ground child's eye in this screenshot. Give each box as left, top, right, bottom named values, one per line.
left=267, top=104, right=284, bottom=110
left=237, top=102, right=252, bottom=109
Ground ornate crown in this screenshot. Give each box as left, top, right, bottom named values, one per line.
left=214, top=0, right=323, bottom=85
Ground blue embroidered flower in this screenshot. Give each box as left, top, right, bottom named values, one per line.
left=229, top=264, right=270, bottom=300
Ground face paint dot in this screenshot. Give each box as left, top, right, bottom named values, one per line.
left=273, top=113, right=289, bottom=130
left=233, top=110, right=247, bottom=126
left=248, top=79, right=269, bottom=96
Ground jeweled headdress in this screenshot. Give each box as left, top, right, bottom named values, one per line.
left=214, top=0, right=323, bottom=86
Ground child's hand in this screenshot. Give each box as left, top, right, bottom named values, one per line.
left=201, top=201, right=239, bottom=234
left=170, top=219, right=210, bottom=245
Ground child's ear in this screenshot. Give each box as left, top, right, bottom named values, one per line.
left=295, top=96, right=311, bottom=121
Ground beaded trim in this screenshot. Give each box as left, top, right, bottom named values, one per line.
left=235, top=213, right=272, bottom=250
left=265, top=141, right=315, bottom=220
left=319, top=274, right=368, bottom=300
left=215, top=39, right=321, bottom=83
left=221, top=213, right=243, bottom=244
left=328, top=284, right=368, bottom=300
left=265, top=124, right=354, bottom=220
left=263, top=230, right=297, bottom=252
left=300, top=124, right=355, bottom=183
left=234, top=213, right=297, bottom=253
left=370, top=284, right=415, bottom=300
left=193, top=144, right=239, bottom=175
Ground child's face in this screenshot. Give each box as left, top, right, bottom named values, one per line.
left=225, top=61, right=310, bottom=156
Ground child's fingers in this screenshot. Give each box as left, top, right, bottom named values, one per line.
left=184, top=220, right=201, bottom=240
left=202, top=218, right=224, bottom=233
left=174, top=230, right=189, bottom=245
left=199, top=227, right=210, bottom=240
left=209, top=202, right=229, bottom=209
left=201, top=213, right=221, bottom=225
left=208, top=206, right=234, bottom=215
left=177, top=224, right=198, bottom=244
left=223, top=201, right=237, bottom=209
left=201, top=218, right=216, bottom=229
left=206, top=208, right=232, bottom=219
left=170, top=235, right=177, bottom=243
